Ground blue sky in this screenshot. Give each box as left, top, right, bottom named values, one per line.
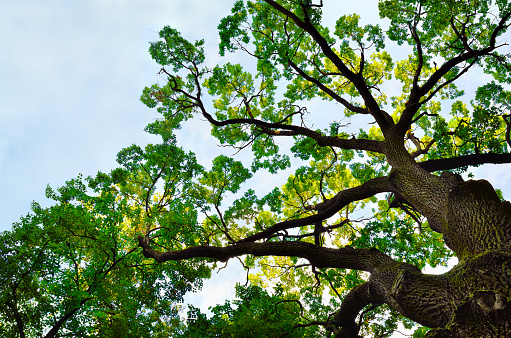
left=0, top=0, right=234, bottom=231
left=1, top=0, right=511, bottom=327
left=0, top=1, right=389, bottom=232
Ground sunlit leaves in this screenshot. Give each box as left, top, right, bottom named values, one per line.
left=291, top=134, right=332, bottom=161
left=200, top=155, right=252, bottom=197
left=207, top=63, right=256, bottom=108
left=0, top=176, right=209, bottom=337
left=193, top=156, right=272, bottom=242
left=422, top=92, right=509, bottom=164
left=251, top=136, right=291, bottom=173
left=115, top=136, right=202, bottom=213
left=380, top=0, right=492, bottom=51
left=334, top=14, right=385, bottom=51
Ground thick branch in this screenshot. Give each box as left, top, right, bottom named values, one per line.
left=398, top=51, right=484, bottom=135
left=6, top=300, right=26, bottom=338
left=332, top=282, right=382, bottom=337
left=262, top=0, right=392, bottom=131
left=504, top=115, right=511, bottom=150
left=398, top=9, right=511, bottom=133
left=419, top=153, right=511, bottom=172
left=139, top=236, right=396, bottom=273
left=240, top=176, right=394, bottom=243
left=200, top=109, right=385, bottom=153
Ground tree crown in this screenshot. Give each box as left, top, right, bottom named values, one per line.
left=3, top=1, right=511, bottom=337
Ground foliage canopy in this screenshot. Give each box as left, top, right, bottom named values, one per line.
left=3, top=0, right=511, bottom=337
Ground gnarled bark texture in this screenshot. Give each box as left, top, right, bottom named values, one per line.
left=374, top=136, right=511, bottom=337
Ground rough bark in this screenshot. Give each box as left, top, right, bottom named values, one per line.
left=378, top=133, right=511, bottom=336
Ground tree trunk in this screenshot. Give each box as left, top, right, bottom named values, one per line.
left=379, top=137, right=511, bottom=336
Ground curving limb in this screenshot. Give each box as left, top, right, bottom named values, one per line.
left=139, top=236, right=397, bottom=273
left=199, top=108, right=386, bottom=153
left=239, top=176, right=394, bottom=243
left=331, top=282, right=383, bottom=338
left=306, top=176, right=394, bottom=212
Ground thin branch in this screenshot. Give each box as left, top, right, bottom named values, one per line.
left=397, top=9, right=511, bottom=133
left=410, top=6, right=424, bottom=91
left=287, top=60, right=370, bottom=115
left=418, top=57, right=478, bottom=106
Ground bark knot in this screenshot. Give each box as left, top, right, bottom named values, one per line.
left=475, top=292, right=506, bottom=313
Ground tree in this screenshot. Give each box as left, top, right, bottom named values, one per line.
left=175, top=284, right=320, bottom=337
left=0, top=173, right=210, bottom=337
left=3, top=0, right=511, bottom=337
left=135, top=0, right=511, bottom=336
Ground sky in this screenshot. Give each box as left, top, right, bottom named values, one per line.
left=1, top=0, right=511, bottom=332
